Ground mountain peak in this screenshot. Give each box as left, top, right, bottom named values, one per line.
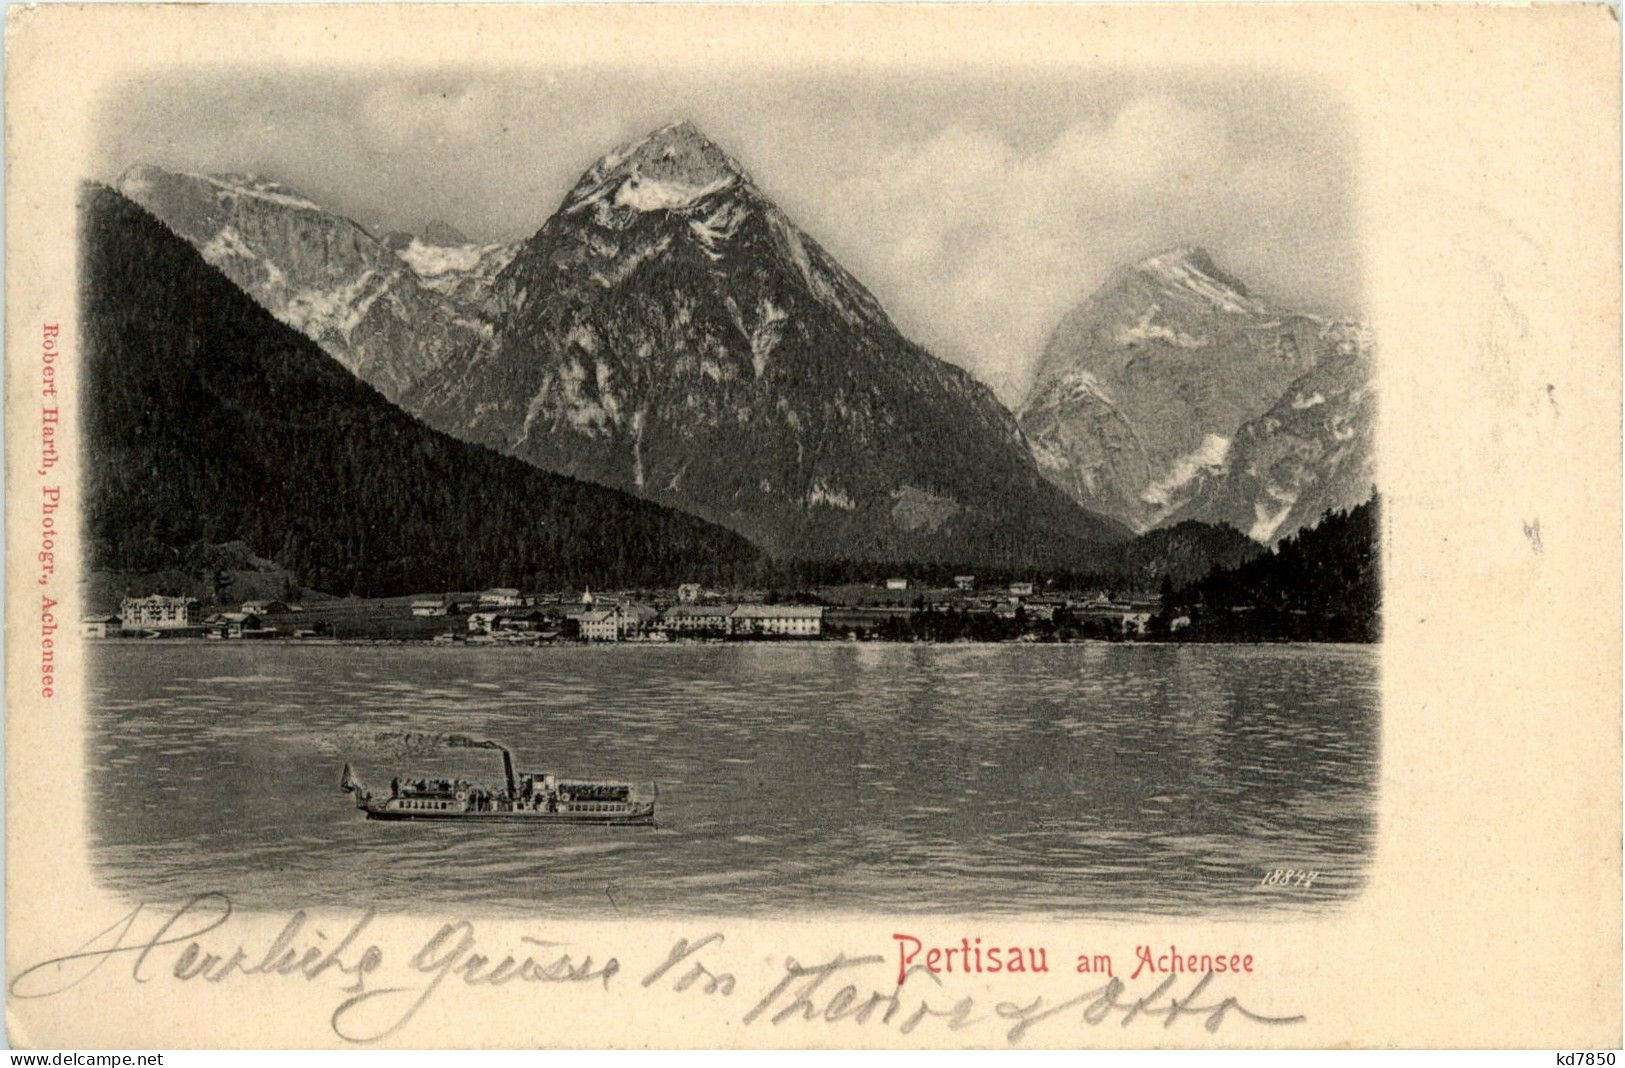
left=616, top=120, right=731, bottom=167
left=115, top=162, right=165, bottom=190
left=421, top=220, right=470, bottom=247
left=566, top=120, right=747, bottom=215
left=1130, top=245, right=1260, bottom=313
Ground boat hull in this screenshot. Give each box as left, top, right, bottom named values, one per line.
left=362, top=805, right=654, bottom=825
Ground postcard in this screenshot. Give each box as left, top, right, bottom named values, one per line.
left=4, top=2, right=1619, bottom=1049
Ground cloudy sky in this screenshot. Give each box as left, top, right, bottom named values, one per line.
left=94, top=67, right=1358, bottom=402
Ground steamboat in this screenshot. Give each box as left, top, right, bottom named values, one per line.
left=340, top=735, right=656, bottom=825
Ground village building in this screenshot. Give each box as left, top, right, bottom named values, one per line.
left=412, top=597, right=469, bottom=616
left=240, top=600, right=290, bottom=616
left=467, top=611, right=503, bottom=635
left=954, top=575, right=976, bottom=591
left=81, top=615, right=120, bottom=638
left=729, top=604, right=824, bottom=637
left=495, top=610, right=549, bottom=633
left=617, top=603, right=660, bottom=639
left=676, top=583, right=703, bottom=603
left=480, top=588, right=529, bottom=607
left=120, top=595, right=200, bottom=630
left=204, top=611, right=274, bottom=639
left=1008, top=582, right=1036, bottom=597
left=1078, top=603, right=1156, bottom=635
left=885, top=578, right=909, bottom=591
left=1118, top=606, right=1155, bottom=635
left=824, top=606, right=916, bottom=634
left=470, top=608, right=551, bottom=637
left=577, top=608, right=623, bottom=642
left=661, top=603, right=735, bottom=635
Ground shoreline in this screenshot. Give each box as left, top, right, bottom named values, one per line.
left=85, top=635, right=1379, bottom=648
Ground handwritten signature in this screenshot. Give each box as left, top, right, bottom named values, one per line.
left=740, top=950, right=1304, bottom=1043
left=11, top=895, right=1303, bottom=1044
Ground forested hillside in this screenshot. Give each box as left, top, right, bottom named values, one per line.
left=80, top=184, right=761, bottom=597
left=1163, top=495, right=1380, bottom=642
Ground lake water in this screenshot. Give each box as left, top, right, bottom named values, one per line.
left=88, top=641, right=1378, bottom=918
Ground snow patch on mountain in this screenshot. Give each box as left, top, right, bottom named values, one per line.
left=1138, top=247, right=1266, bottom=315
left=517, top=377, right=555, bottom=448
left=1051, top=368, right=1110, bottom=403
left=396, top=239, right=489, bottom=277
left=1026, top=435, right=1070, bottom=475
left=614, top=173, right=736, bottom=213
left=554, top=360, right=614, bottom=434
left=1141, top=434, right=1231, bottom=508
left=200, top=226, right=258, bottom=264
left=1116, top=305, right=1209, bottom=349
left=689, top=199, right=751, bottom=252
left=281, top=269, right=389, bottom=345
left=629, top=409, right=648, bottom=489
left=750, top=298, right=788, bottom=375
left=1251, top=490, right=1300, bottom=543
left=196, top=173, right=324, bottom=213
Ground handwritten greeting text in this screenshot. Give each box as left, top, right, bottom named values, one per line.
left=11, top=895, right=1303, bottom=1045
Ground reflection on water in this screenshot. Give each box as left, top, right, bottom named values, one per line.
left=88, top=642, right=1378, bottom=917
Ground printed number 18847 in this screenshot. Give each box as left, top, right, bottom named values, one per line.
left=1260, top=869, right=1319, bottom=888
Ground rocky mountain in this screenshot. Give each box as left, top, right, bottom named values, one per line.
left=1018, top=246, right=1372, bottom=540
left=114, top=165, right=517, bottom=404
left=80, top=183, right=760, bottom=596
left=404, top=121, right=1128, bottom=566
left=1169, top=346, right=1375, bottom=542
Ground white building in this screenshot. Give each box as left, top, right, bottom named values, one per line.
left=81, top=615, right=120, bottom=638
left=119, top=595, right=200, bottom=630
left=729, top=604, right=824, bottom=638
left=885, top=578, right=909, bottom=591
left=662, top=604, right=734, bottom=634
left=677, top=583, right=703, bottom=603
left=577, top=608, right=622, bottom=642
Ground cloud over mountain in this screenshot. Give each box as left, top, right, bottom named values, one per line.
left=816, top=95, right=1357, bottom=400
left=93, top=70, right=1357, bottom=404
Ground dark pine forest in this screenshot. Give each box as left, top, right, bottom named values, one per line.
left=1160, top=496, right=1381, bottom=642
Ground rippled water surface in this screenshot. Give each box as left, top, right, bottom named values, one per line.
left=89, top=641, right=1378, bottom=917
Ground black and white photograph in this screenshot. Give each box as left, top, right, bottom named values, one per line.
left=79, top=63, right=1379, bottom=918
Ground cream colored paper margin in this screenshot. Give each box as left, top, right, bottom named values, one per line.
left=4, top=2, right=1619, bottom=1049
